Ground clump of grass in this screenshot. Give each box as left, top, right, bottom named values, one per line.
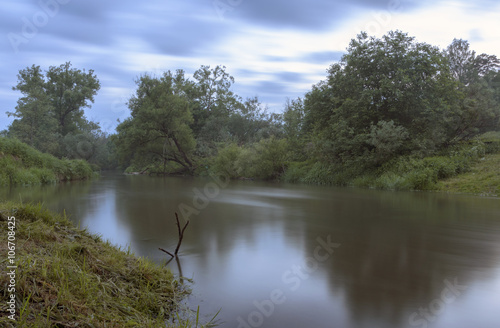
left=0, top=202, right=217, bottom=327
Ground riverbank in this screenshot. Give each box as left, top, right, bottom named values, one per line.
left=0, top=202, right=211, bottom=327
left=436, top=152, right=500, bottom=197
left=0, top=137, right=95, bottom=187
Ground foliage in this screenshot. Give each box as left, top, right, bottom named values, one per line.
left=479, top=131, right=500, bottom=154
left=444, top=39, right=500, bottom=140
left=0, top=137, right=94, bottom=186
left=44, top=62, right=101, bottom=137
left=114, top=71, right=197, bottom=174
left=283, top=97, right=308, bottom=160
left=114, top=66, right=284, bottom=173
left=212, top=143, right=243, bottom=178
left=211, top=137, right=290, bottom=180
left=304, top=31, right=467, bottom=169
left=246, top=137, right=289, bottom=180
left=6, top=62, right=115, bottom=168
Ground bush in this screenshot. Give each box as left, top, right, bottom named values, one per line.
left=212, top=143, right=243, bottom=178
left=282, top=161, right=314, bottom=183
left=212, top=137, right=290, bottom=181
left=404, top=167, right=438, bottom=190
left=249, top=137, right=289, bottom=180
left=31, top=168, right=57, bottom=184
left=373, top=172, right=409, bottom=190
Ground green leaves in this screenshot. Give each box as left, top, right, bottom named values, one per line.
left=303, top=30, right=493, bottom=171
left=8, top=62, right=104, bottom=163
left=115, top=71, right=197, bottom=174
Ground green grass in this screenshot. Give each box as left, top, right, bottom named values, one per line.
left=281, top=135, right=500, bottom=197
left=0, top=137, right=95, bottom=187
left=0, top=202, right=219, bottom=327
left=436, top=153, right=500, bottom=196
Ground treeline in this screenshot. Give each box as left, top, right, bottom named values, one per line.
left=4, top=31, right=500, bottom=190
left=111, top=65, right=282, bottom=175
left=112, top=31, right=500, bottom=190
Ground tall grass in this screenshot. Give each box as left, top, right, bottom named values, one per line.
left=283, top=139, right=490, bottom=191
left=0, top=137, right=94, bottom=187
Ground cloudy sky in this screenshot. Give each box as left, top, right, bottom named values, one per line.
left=1, top=0, right=499, bottom=133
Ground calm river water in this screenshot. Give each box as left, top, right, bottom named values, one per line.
left=4, top=172, right=500, bottom=328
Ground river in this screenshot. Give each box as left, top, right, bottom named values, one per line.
left=3, top=172, right=500, bottom=328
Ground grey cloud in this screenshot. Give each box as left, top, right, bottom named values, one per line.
left=274, top=71, right=306, bottom=83
left=0, top=0, right=496, bottom=130
left=230, top=0, right=416, bottom=30
left=144, top=19, right=229, bottom=57
left=301, top=50, right=344, bottom=64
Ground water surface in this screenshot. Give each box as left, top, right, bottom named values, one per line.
left=4, top=173, right=500, bottom=328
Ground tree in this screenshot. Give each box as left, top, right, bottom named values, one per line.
left=446, top=39, right=500, bottom=85
left=228, top=96, right=283, bottom=145
left=190, top=65, right=242, bottom=154
left=445, top=39, right=500, bottom=138
left=283, top=97, right=306, bottom=158
left=45, top=62, right=101, bottom=137
left=8, top=62, right=102, bottom=158
left=8, top=65, right=59, bottom=154
left=114, top=71, right=196, bottom=174
left=304, top=31, right=463, bottom=167
left=193, top=65, right=239, bottom=114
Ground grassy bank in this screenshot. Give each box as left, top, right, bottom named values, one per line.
left=280, top=133, right=500, bottom=197
left=436, top=153, right=500, bottom=196
left=0, top=202, right=215, bottom=327
left=0, top=137, right=94, bottom=187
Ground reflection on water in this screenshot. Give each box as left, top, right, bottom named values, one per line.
left=3, top=173, right=500, bottom=328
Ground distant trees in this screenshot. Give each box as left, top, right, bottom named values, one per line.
left=7, top=31, right=498, bottom=183
left=113, top=65, right=283, bottom=174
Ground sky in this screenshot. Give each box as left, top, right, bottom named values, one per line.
left=1, top=0, right=499, bottom=133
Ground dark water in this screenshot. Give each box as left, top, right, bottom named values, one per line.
left=4, top=172, right=500, bottom=328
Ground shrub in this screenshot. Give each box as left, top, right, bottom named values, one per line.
left=249, top=137, right=289, bottom=180
left=282, top=161, right=314, bottom=183
left=373, top=172, right=409, bottom=190
left=212, top=143, right=243, bottom=178
left=404, top=167, right=438, bottom=190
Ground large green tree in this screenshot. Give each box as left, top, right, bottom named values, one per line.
left=114, top=71, right=196, bottom=174
left=45, top=62, right=101, bottom=137
left=7, top=65, right=59, bottom=154
left=8, top=62, right=102, bottom=158
left=190, top=65, right=243, bottom=154
left=304, top=31, right=464, bottom=167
